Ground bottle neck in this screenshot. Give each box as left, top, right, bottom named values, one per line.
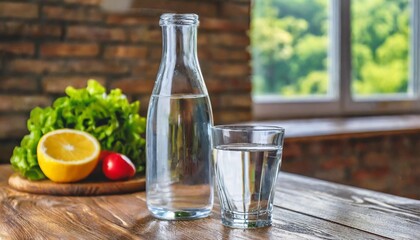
left=161, top=25, right=197, bottom=64
left=154, top=14, right=206, bottom=96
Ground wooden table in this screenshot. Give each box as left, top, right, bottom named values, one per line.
left=1, top=165, right=419, bottom=239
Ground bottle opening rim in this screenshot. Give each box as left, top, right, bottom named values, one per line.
left=160, top=13, right=199, bottom=26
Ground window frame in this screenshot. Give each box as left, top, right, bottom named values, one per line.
left=253, top=0, right=420, bottom=120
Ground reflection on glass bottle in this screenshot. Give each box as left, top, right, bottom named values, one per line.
left=146, top=13, right=214, bottom=220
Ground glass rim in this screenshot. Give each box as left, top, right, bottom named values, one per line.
left=160, top=13, right=199, bottom=26
left=212, top=125, right=285, bottom=133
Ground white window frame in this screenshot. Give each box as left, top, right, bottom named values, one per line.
left=253, top=0, right=420, bottom=119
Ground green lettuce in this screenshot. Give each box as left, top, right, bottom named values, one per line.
left=10, top=80, right=146, bottom=180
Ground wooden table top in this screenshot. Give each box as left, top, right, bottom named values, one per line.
left=1, top=164, right=419, bottom=239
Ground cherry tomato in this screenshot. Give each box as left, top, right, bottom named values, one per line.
left=99, top=150, right=113, bottom=161
left=102, top=153, right=136, bottom=180
left=90, top=150, right=115, bottom=179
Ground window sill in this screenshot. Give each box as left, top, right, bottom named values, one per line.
left=253, top=114, right=420, bottom=142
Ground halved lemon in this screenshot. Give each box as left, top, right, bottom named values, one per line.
left=37, top=129, right=101, bottom=183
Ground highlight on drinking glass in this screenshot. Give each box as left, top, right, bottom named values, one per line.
left=212, top=125, right=285, bottom=229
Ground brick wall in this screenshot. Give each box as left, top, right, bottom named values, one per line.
left=283, top=133, right=420, bottom=199
left=2, top=0, right=416, bottom=201
left=0, top=0, right=252, bottom=163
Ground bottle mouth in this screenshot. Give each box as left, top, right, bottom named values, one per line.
left=160, top=13, right=199, bottom=26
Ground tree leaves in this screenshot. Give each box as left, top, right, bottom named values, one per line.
left=252, top=0, right=410, bottom=97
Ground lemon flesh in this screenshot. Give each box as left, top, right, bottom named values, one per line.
left=37, top=129, right=100, bottom=183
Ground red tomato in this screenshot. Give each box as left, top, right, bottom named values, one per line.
left=99, top=150, right=113, bottom=161
left=102, top=153, right=136, bottom=180
left=90, top=150, right=116, bottom=179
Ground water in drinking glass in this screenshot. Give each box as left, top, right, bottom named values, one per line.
left=213, top=143, right=282, bottom=228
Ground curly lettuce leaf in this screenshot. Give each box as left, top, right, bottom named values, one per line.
left=10, top=80, right=146, bottom=180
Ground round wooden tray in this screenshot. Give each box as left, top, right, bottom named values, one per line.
left=8, top=173, right=145, bottom=196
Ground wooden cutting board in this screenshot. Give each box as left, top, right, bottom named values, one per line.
left=8, top=173, right=145, bottom=196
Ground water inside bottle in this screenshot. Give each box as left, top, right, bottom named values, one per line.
left=146, top=94, right=213, bottom=220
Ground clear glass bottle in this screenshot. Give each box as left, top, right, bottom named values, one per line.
left=146, top=13, right=214, bottom=220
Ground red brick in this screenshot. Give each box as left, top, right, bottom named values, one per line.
left=131, top=60, right=160, bottom=78
left=353, top=168, right=390, bottom=181
left=129, top=28, right=161, bottom=44
left=0, top=95, right=51, bottom=112
left=308, top=143, right=323, bottom=155
left=149, top=47, right=162, bottom=60
left=110, top=79, right=154, bottom=94
left=206, top=78, right=252, bottom=93
left=201, top=64, right=214, bottom=76
left=0, top=22, right=61, bottom=38
left=319, top=157, right=358, bottom=170
left=282, top=142, right=302, bottom=159
left=64, top=0, right=102, bottom=5
left=227, top=78, right=252, bottom=92
left=211, top=63, right=250, bottom=78
left=0, top=42, right=35, bottom=56
left=209, top=97, right=220, bottom=109
left=226, top=0, right=251, bottom=3
left=355, top=176, right=391, bottom=192
left=67, top=26, right=126, bottom=42
left=221, top=2, right=250, bottom=17
left=219, top=94, right=252, bottom=108
left=315, top=169, right=346, bottom=182
left=42, top=76, right=106, bottom=93
left=282, top=159, right=314, bottom=175
left=42, top=6, right=102, bottom=22
left=210, top=33, right=249, bottom=47
left=197, top=47, right=214, bottom=61
left=354, top=142, right=368, bottom=152
left=197, top=34, right=210, bottom=46
left=106, top=14, right=157, bottom=26
left=67, top=60, right=129, bottom=74
left=40, top=43, right=99, bottom=57
left=6, top=59, right=61, bottom=74
left=0, top=77, right=37, bottom=92
left=363, top=152, right=390, bottom=168
left=400, top=185, right=420, bottom=199
left=0, top=115, right=27, bottom=139
left=131, top=1, right=217, bottom=17
left=201, top=18, right=248, bottom=32
left=199, top=47, right=250, bottom=62
left=0, top=2, right=38, bottom=19
left=214, top=110, right=251, bottom=123
left=7, top=59, right=129, bottom=74
left=104, top=46, right=147, bottom=59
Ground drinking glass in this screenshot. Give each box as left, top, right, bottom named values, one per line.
left=212, top=125, right=285, bottom=228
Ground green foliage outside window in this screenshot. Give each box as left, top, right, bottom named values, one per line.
left=352, top=0, right=410, bottom=95
left=251, top=0, right=410, bottom=97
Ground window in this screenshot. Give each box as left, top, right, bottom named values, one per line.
left=351, top=0, right=411, bottom=98
left=252, top=0, right=331, bottom=98
left=252, top=0, right=420, bottom=119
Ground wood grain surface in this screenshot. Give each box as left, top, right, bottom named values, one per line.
left=274, top=173, right=420, bottom=239
left=1, top=165, right=419, bottom=239
left=8, top=173, right=145, bottom=196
